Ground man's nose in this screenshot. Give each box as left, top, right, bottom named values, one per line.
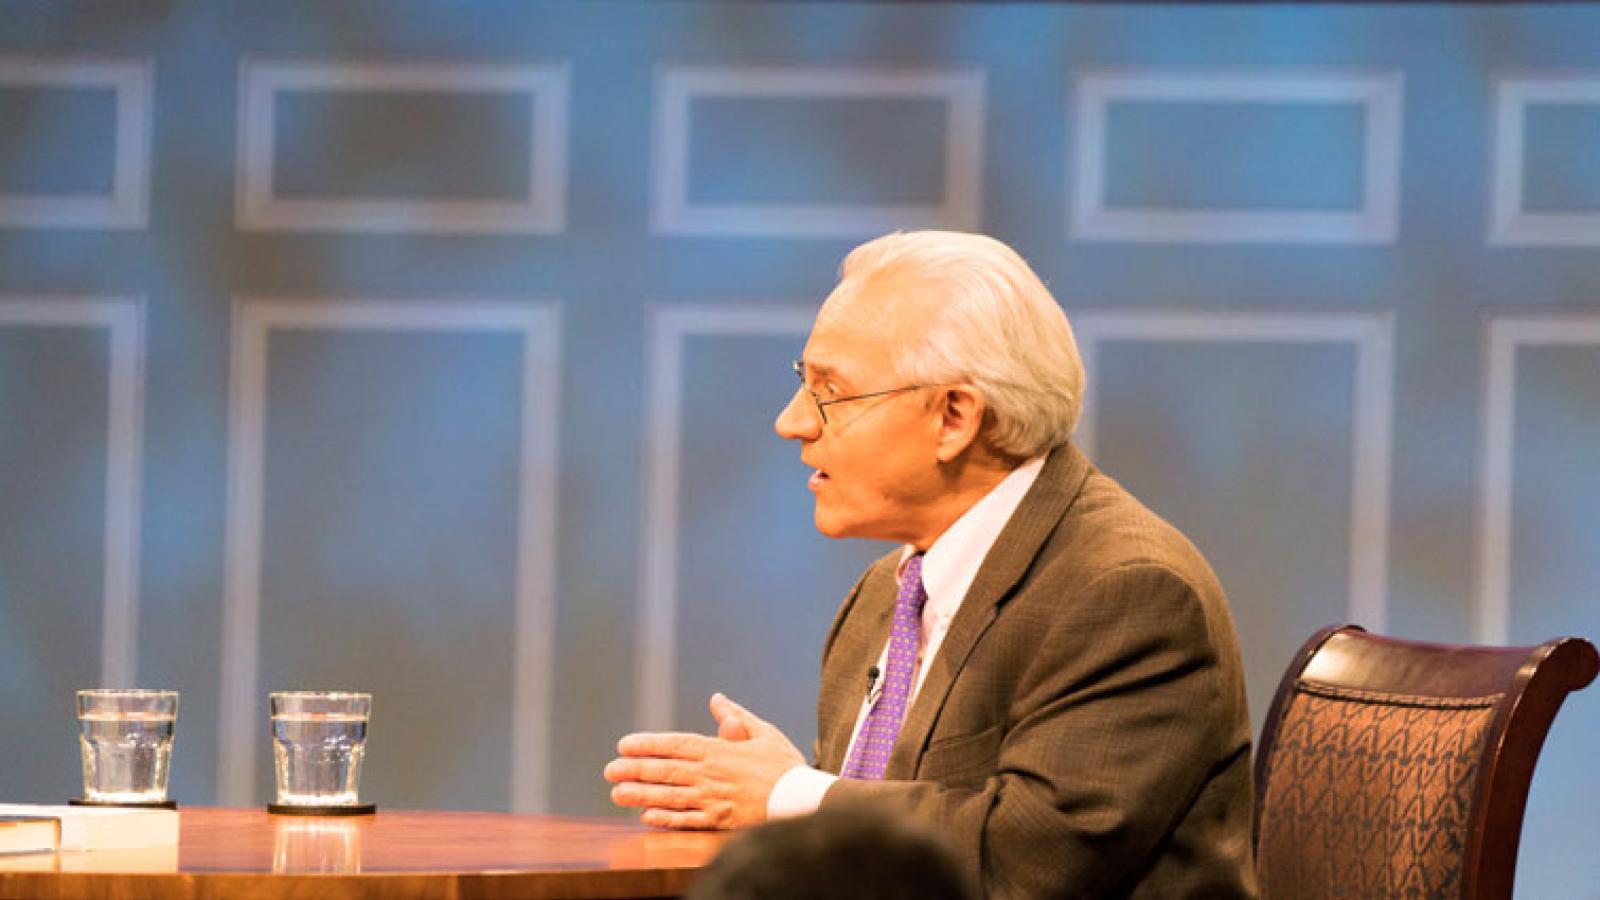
left=775, top=388, right=821, bottom=441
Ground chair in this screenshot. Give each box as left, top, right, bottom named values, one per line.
left=1253, top=624, right=1598, bottom=900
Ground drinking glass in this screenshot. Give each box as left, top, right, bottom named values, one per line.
left=76, top=689, right=179, bottom=803
left=269, top=692, right=371, bottom=807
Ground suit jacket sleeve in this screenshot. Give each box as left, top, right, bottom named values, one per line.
left=821, top=562, right=1235, bottom=900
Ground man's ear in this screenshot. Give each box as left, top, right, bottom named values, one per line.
left=933, top=385, right=985, bottom=463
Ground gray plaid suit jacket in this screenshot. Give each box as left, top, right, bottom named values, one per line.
left=816, top=442, right=1258, bottom=900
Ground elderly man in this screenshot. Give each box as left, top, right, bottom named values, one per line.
left=605, top=231, right=1257, bottom=899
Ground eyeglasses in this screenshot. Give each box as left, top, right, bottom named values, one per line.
left=791, top=359, right=937, bottom=426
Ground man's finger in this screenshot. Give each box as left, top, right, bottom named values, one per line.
left=617, top=731, right=710, bottom=760
left=711, top=693, right=751, bottom=741
left=603, top=757, right=697, bottom=786
left=710, top=692, right=764, bottom=736
left=610, top=781, right=700, bottom=811
left=640, top=807, right=720, bottom=831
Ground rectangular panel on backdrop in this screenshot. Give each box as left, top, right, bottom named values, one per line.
left=674, top=333, right=890, bottom=744
left=237, top=62, right=568, bottom=233
left=0, top=326, right=112, bottom=802
left=0, top=59, right=149, bottom=228
left=255, top=328, right=523, bottom=809
left=1094, top=340, right=1360, bottom=734
left=652, top=66, right=983, bottom=237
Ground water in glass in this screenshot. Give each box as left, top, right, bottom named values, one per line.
left=78, top=712, right=176, bottom=803
left=272, top=713, right=368, bottom=806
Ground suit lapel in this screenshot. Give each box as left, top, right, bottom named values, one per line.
left=817, top=557, right=898, bottom=771
left=884, top=442, right=1091, bottom=778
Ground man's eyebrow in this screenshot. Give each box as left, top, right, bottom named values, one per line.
left=800, top=357, right=865, bottom=392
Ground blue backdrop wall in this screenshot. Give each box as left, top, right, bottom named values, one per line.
left=1, top=3, right=1597, bottom=896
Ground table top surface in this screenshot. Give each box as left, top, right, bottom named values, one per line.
left=0, top=806, right=731, bottom=899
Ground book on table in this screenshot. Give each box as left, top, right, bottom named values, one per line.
left=0, top=805, right=178, bottom=852
left=0, top=816, right=60, bottom=855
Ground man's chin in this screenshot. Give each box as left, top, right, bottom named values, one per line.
left=812, top=517, right=849, bottom=539
left=812, top=508, right=855, bottom=540
left=813, top=509, right=893, bottom=542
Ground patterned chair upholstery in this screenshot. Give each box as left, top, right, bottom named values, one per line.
left=1254, top=624, right=1597, bottom=900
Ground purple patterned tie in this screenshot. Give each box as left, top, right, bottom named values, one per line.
left=840, top=553, right=927, bottom=780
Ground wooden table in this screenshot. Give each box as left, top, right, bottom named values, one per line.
left=0, top=807, right=731, bottom=899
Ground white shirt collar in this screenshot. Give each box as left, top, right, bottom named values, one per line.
left=897, top=455, right=1046, bottom=625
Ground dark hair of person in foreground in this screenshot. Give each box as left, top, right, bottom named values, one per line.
left=685, top=806, right=975, bottom=900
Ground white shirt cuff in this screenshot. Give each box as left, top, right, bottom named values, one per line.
left=766, top=765, right=838, bottom=820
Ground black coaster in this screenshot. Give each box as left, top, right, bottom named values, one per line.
left=266, top=803, right=376, bottom=816
left=70, top=797, right=179, bottom=810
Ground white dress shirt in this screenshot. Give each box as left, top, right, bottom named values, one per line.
left=766, top=455, right=1046, bottom=818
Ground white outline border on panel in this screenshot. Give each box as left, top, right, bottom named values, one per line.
left=1069, top=70, right=1403, bottom=244
left=1476, top=315, right=1600, bottom=643
left=652, top=66, right=985, bottom=237
left=637, top=303, right=817, bottom=731
left=1489, top=74, right=1600, bottom=246
left=0, top=59, right=152, bottom=229
left=1073, top=311, right=1394, bottom=630
left=219, top=298, right=561, bottom=811
left=237, top=61, right=569, bottom=234
left=0, top=296, right=145, bottom=685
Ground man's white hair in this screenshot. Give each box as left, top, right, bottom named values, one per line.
left=838, top=230, right=1084, bottom=458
